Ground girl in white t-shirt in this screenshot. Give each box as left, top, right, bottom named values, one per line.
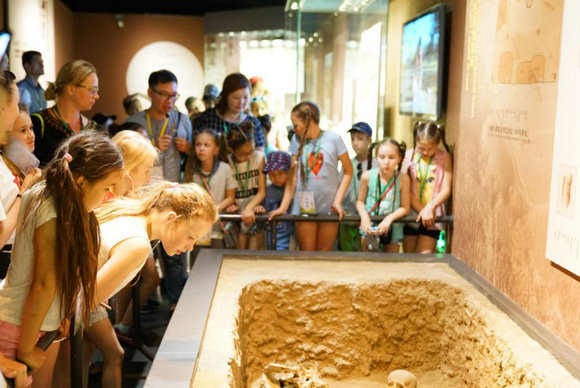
left=184, top=128, right=236, bottom=247
left=0, top=131, right=124, bottom=386
left=86, top=181, right=216, bottom=387
left=69, top=130, right=159, bottom=387
left=226, top=122, right=266, bottom=250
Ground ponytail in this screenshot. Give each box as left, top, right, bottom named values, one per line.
left=23, top=131, right=123, bottom=325
left=367, top=142, right=377, bottom=172
left=96, top=181, right=218, bottom=226
left=413, top=120, right=449, bottom=153
left=291, top=101, right=320, bottom=183
left=398, top=141, right=407, bottom=171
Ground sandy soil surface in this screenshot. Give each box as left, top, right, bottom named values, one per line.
left=189, top=257, right=579, bottom=388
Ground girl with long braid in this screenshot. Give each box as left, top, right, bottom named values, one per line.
left=401, top=121, right=453, bottom=253
left=0, top=131, right=124, bottom=386
left=269, top=102, right=353, bottom=251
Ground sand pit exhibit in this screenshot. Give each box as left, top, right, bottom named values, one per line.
left=145, top=252, right=580, bottom=388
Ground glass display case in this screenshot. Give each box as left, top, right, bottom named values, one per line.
left=286, top=0, right=389, bottom=142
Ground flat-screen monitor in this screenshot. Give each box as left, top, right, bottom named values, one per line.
left=399, top=5, right=446, bottom=119
left=0, top=31, right=10, bottom=59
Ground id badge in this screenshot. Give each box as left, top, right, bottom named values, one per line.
left=299, top=191, right=316, bottom=215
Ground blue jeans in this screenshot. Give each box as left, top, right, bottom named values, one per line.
left=158, top=243, right=186, bottom=306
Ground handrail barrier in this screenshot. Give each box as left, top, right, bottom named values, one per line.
left=218, top=214, right=454, bottom=250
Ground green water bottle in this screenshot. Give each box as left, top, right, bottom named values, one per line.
left=436, top=230, right=447, bottom=253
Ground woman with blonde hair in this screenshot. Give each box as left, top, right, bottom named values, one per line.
left=32, top=59, right=99, bottom=166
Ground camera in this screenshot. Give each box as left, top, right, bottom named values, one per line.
left=367, top=235, right=380, bottom=251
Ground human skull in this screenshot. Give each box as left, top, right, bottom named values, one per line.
left=387, top=369, right=417, bottom=388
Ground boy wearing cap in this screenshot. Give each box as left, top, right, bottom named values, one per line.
left=263, top=151, right=294, bottom=250
left=340, top=122, right=377, bottom=251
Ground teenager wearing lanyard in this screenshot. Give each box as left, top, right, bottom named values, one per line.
left=269, top=101, right=353, bottom=252
left=124, top=69, right=193, bottom=312
left=31, top=60, right=99, bottom=166
left=401, top=121, right=453, bottom=254
left=356, top=138, right=410, bottom=253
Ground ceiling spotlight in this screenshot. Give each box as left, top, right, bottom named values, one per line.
left=115, top=14, right=125, bottom=29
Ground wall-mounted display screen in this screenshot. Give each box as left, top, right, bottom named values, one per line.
left=399, top=4, right=447, bottom=119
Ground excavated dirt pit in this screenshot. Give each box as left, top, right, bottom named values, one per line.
left=190, top=258, right=579, bottom=388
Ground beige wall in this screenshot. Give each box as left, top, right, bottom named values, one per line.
left=384, top=0, right=465, bottom=147
left=387, top=0, right=578, bottom=352
left=53, top=11, right=204, bottom=122
left=54, top=0, right=74, bottom=71
left=451, top=0, right=579, bottom=352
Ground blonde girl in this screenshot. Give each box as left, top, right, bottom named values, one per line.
left=226, top=122, right=266, bottom=250
left=402, top=121, right=452, bottom=253
left=77, top=130, right=159, bottom=387
left=356, top=139, right=410, bottom=253
left=269, top=102, right=353, bottom=251
left=0, top=131, right=123, bottom=386
left=84, top=182, right=216, bottom=387
left=110, top=130, right=158, bottom=197
left=32, top=59, right=99, bottom=166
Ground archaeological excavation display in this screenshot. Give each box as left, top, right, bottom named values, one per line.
left=146, top=252, right=580, bottom=388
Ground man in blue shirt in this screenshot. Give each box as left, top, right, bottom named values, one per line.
left=17, top=51, right=47, bottom=113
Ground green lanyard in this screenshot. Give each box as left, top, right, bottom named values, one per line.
left=373, top=172, right=396, bottom=216
left=54, top=105, right=80, bottom=135
left=417, top=154, right=433, bottom=201
left=233, top=159, right=250, bottom=192
left=303, top=136, right=322, bottom=186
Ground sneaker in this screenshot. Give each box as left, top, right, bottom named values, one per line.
left=114, top=327, right=134, bottom=346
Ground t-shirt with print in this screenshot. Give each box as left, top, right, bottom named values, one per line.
left=288, top=130, right=348, bottom=215
left=126, top=110, right=192, bottom=182
left=190, top=161, right=237, bottom=239
left=0, top=184, right=62, bottom=330
left=230, top=151, right=265, bottom=209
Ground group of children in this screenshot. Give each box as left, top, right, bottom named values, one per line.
left=0, top=70, right=217, bottom=387
left=187, top=100, right=452, bottom=254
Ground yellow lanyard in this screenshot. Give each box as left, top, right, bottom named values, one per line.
left=146, top=111, right=169, bottom=145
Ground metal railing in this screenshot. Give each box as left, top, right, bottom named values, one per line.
left=218, top=214, right=454, bottom=249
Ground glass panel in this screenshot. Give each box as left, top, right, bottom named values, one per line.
left=286, top=0, right=389, bottom=144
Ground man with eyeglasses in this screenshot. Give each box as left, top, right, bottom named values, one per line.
left=125, top=69, right=192, bottom=183
left=124, top=69, right=192, bottom=314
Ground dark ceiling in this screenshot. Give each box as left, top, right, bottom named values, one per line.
left=59, top=0, right=287, bottom=16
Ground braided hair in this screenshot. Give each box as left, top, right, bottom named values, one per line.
left=291, top=101, right=320, bottom=183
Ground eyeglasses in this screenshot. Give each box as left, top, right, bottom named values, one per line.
left=152, top=88, right=180, bottom=101
left=357, top=161, right=363, bottom=180
left=76, top=84, right=99, bottom=95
